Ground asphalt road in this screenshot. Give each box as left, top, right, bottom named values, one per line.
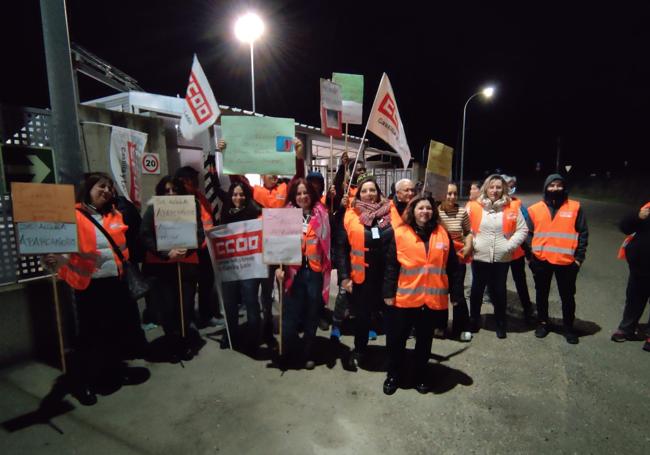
left=1, top=194, right=648, bottom=454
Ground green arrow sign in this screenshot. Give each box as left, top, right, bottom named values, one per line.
left=1, top=144, right=56, bottom=191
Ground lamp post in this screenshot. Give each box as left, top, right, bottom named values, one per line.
left=459, top=86, right=495, bottom=198
left=234, top=12, right=264, bottom=113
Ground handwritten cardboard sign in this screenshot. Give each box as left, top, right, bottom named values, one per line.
left=11, top=182, right=78, bottom=254
left=153, top=195, right=198, bottom=250
left=11, top=182, right=76, bottom=223
left=262, top=208, right=302, bottom=265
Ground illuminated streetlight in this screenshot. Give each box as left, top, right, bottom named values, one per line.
left=234, top=12, right=265, bottom=113
left=459, top=85, right=496, bottom=198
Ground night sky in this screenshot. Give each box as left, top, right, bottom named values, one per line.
left=3, top=1, right=649, bottom=180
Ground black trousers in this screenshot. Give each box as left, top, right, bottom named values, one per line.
left=142, top=262, right=199, bottom=338
left=386, top=306, right=446, bottom=380
left=531, top=260, right=578, bottom=328
left=198, top=248, right=218, bottom=321
left=470, top=261, right=509, bottom=328
left=349, top=277, right=383, bottom=353
left=72, top=277, right=145, bottom=386
left=509, top=256, right=532, bottom=311
left=617, top=271, right=650, bottom=336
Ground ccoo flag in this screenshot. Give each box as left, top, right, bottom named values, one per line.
left=366, top=73, right=411, bottom=168
left=180, top=55, right=221, bottom=140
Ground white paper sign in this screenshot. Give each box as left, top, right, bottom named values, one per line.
left=263, top=208, right=302, bottom=265
left=16, top=222, right=78, bottom=255
left=206, top=219, right=268, bottom=282
left=154, top=196, right=198, bottom=250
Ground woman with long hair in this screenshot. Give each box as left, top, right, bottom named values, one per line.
left=466, top=174, right=528, bottom=338
left=384, top=195, right=460, bottom=394
left=276, top=178, right=331, bottom=369
left=44, top=172, right=149, bottom=406
left=336, top=174, right=396, bottom=369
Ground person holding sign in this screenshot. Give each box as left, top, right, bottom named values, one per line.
left=140, top=176, right=205, bottom=361
left=276, top=179, right=331, bottom=369
left=383, top=195, right=460, bottom=395
left=336, top=174, right=396, bottom=370
left=44, top=173, right=149, bottom=406
left=218, top=181, right=264, bottom=354
left=466, top=175, right=528, bottom=339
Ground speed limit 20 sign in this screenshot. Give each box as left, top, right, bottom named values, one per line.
left=142, top=153, right=161, bottom=174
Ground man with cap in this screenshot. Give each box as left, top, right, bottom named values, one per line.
left=526, top=174, right=588, bottom=344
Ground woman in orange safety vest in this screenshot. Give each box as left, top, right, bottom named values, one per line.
left=276, top=178, right=331, bottom=369
left=383, top=195, right=460, bottom=395
left=466, top=174, right=528, bottom=339
left=44, top=173, right=149, bottom=406
left=140, top=176, right=205, bottom=362
left=336, top=174, right=396, bottom=370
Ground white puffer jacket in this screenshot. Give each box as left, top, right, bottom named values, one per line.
left=469, top=196, right=528, bottom=263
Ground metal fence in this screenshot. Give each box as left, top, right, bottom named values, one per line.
left=0, top=105, right=53, bottom=284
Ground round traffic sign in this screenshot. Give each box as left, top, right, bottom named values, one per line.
left=142, top=153, right=160, bottom=174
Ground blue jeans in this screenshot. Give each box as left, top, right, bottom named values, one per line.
left=222, top=278, right=262, bottom=350
left=282, top=267, right=323, bottom=360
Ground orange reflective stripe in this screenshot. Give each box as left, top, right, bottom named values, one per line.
left=344, top=208, right=366, bottom=284
left=303, top=223, right=322, bottom=272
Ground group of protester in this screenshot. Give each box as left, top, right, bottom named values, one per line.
left=42, top=138, right=650, bottom=403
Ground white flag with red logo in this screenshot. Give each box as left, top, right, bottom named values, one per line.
left=366, top=73, right=411, bottom=168
left=180, top=55, right=221, bottom=140
left=109, top=126, right=148, bottom=208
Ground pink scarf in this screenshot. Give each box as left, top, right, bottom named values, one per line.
left=355, top=199, right=392, bottom=228
left=283, top=202, right=332, bottom=306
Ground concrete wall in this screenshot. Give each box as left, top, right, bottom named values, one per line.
left=78, top=105, right=169, bottom=206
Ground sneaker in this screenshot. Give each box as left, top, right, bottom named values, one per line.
left=611, top=330, right=644, bottom=342
left=535, top=323, right=550, bottom=338
left=564, top=329, right=579, bottom=344
left=330, top=326, right=341, bottom=341
left=318, top=319, right=330, bottom=331
left=368, top=330, right=378, bottom=341
left=415, top=382, right=430, bottom=395
left=643, top=338, right=650, bottom=352
left=496, top=328, right=507, bottom=339
left=460, top=331, right=473, bottom=342
left=304, top=360, right=316, bottom=370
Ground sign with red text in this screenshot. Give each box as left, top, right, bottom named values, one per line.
left=262, top=208, right=302, bottom=265
left=141, top=152, right=160, bottom=174
left=179, top=54, right=221, bottom=140
left=206, top=219, right=268, bottom=282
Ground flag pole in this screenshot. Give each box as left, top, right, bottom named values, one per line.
left=421, top=143, right=430, bottom=196
left=51, top=275, right=67, bottom=374
left=277, top=264, right=284, bottom=356
left=177, top=263, right=186, bottom=339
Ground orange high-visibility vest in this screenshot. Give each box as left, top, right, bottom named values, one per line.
left=302, top=223, right=323, bottom=272
left=394, top=224, right=450, bottom=310
left=617, top=202, right=650, bottom=260
left=58, top=206, right=129, bottom=290
left=510, top=198, right=525, bottom=260
left=528, top=199, right=580, bottom=265
left=389, top=200, right=403, bottom=229
left=343, top=208, right=367, bottom=284
left=253, top=182, right=288, bottom=208
left=466, top=200, right=519, bottom=239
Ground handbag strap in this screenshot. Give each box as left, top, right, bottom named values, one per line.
left=76, top=207, right=126, bottom=262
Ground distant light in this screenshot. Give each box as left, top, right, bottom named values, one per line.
left=482, top=86, right=495, bottom=99
left=234, top=13, right=264, bottom=44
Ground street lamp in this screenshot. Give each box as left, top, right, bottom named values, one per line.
left=234, top=12, right=264, bottom=113
left=459, top=85, right=495, bottom=198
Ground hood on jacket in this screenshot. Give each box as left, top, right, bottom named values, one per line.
left=543, top=173, right=568, bottom=205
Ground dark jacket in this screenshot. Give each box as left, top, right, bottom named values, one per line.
left=384, top=223, right=461, bottom=303
left=336, top=210, right=397, bottom=298
left=526, top=173, right=589, bottom=263
left=115, top=196, right=144, bottom=263
left=140, top=198, right=204, bottom=261
left=620, top=208, right=650, bottom=275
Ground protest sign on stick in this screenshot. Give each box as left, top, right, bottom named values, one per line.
left=422, top=140, right=454, bottom=201
left=153, top=196, right=198, bottom=250
left=332, top=73, right=364, bottom=125
left=221, top=116, right=296, bottom=176
left=262, top=208, right=302, bottom=265
left=11, top=182, right=77, bottom=373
